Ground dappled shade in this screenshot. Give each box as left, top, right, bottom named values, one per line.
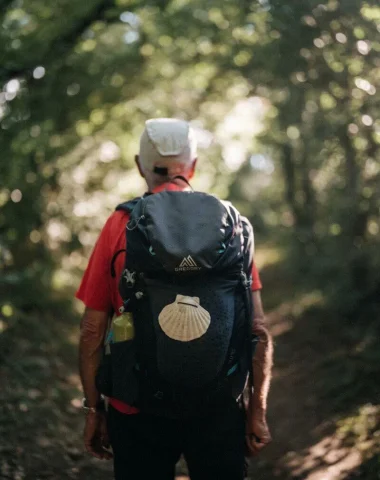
left=0, top=0, right=379, bottom=479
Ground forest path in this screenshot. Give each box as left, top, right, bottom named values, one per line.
left=1, top=262, right=378, bottom=479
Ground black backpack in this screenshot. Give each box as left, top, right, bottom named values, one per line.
left=97, top=187, right=256, bottom=418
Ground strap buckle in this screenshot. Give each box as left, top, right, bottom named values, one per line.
left=240, top=271, right=252, bottom=289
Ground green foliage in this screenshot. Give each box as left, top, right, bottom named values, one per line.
left=1, top=0, right=379, bottom=313
left=1, top=5, right=379, bottom=478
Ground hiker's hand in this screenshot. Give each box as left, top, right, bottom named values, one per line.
left=84, top=411, right=113, bottom=460
left=245, top=409, right=272, bottom=457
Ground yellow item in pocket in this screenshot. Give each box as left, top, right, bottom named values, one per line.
left=112, top=312, right=135, bottom=342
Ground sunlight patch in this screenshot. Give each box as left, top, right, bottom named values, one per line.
left=280, top=404, right=380, bottom=479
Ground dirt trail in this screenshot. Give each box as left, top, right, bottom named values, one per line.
left=1, top=294, right=378, bottom=479
left=248, top=295, right=379, bottom=480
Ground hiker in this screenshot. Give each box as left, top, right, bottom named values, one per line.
left=77, top=118, right=273, bottom=480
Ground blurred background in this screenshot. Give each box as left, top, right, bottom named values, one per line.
left=0, top=0, right=379, bottom=479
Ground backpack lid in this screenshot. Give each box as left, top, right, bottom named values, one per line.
left=126, top=190, right=244, bottom=274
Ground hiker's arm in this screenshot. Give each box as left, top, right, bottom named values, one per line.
left=79, top=307, right=108, bottom=407
left=79, top=307, right=112, bottom=460
left=251, top=290, right=273, bottom=413
left=245, top=290, right=273, bottom=455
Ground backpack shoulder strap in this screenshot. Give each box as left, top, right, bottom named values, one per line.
left=110, top=195, right=147, bottom=278
left=116, top=196, right=142, bottom=213
left=241, top=216, right=254, bottom=277
left=116, top=192, right=153, bottom=213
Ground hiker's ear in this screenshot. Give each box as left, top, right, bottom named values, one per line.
left=135, top=155, right=145, bottom=178
left=188, top=158, right=197, bottom=180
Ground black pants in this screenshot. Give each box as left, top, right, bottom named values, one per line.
left=107, top=399, right=246, bottom=480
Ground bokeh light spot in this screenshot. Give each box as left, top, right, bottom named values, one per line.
left=10, top=189, right=22, bottom=203
left=1, top=304, right=13, bottom=317
left=287, top=126, right=300, bottom=140
left=33, top=66, right=46, bottom=79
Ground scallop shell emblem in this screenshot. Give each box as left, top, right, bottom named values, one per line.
left=158, top=295, right=211, bottom=342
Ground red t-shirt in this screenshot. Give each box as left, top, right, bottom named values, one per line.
left=76, top=184, right=262, bottom=414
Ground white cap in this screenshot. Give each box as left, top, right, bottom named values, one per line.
left=139, top=118, right=197, bottom=176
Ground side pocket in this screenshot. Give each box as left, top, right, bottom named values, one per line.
left=96, top=340, right=139, bottom=406
left=95, top=350, right=113, bottom=397
left=110, top=339, right=139, bottom=405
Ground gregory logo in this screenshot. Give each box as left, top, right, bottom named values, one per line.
left=175, top=256, right=201, bottom=272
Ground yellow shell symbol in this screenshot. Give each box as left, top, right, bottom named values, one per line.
left=158, top=295, right=211, bottom=342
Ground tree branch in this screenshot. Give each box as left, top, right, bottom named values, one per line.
left=0, top=0, right=15, bottom=11
left=0, top=0, right=116, bottom=83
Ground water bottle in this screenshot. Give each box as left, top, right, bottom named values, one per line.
left=112, top=312, right=135, bottom=342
